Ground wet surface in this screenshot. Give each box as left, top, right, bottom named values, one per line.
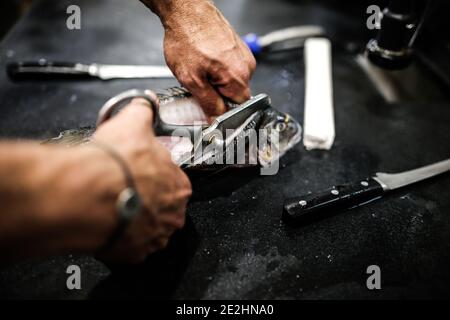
left=0, top=0, right=449, bottom=299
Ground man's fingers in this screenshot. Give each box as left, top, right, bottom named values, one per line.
left=182, top=76, right=227, bottom=117
left=97, top=97, right=155, bottom=135
left=210, top=66, right=252, bottom=104
left=122, top=98, right=154, bottom=124
left=194, top=85, right=226, bottom=117
left=217, top=81, right=251, bottom=105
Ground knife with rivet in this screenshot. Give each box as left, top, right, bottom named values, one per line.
left=7, top=60, right=174, bottom=80
left=283, top=158, right=450, bottom=225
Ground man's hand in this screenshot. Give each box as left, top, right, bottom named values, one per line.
left=0, top=99, right=191, bottom=263
left=93, top=99, right=192, bottom=264
left=143, top=0, right=256, bottom=117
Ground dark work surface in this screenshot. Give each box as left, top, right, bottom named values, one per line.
left=0, top=0, right=450, bottom=299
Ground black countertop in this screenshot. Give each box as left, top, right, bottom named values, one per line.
left=0, top=0, right=449, bottom=299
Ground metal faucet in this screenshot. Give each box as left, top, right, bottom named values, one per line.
left=366, top=0, right=418, bottom=70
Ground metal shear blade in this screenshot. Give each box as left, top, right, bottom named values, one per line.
left=180, top=93, right=271, bottom=167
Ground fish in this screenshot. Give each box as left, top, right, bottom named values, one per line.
left=46, top=87, right=302, bottom=172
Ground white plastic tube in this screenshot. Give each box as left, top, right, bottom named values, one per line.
left=303, top=38, right=335, bottom=150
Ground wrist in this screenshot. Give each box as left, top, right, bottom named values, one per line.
left=36, top=145, right=124, bottom=253
left=143, top=0, right=216, bottom=29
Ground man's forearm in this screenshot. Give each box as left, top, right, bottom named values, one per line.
left=141, top=0, right=196, bottom=18
left=0, top=143, right=120, bottom=261
left=141, top=0, right=216, bottom=26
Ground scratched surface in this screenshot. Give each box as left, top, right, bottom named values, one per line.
left=0, top=0, right=449, bottom=299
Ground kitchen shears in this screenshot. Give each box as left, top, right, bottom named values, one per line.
left=97, top=89, right=272, bottom=168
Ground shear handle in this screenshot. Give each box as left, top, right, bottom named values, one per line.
left=97, top=89, right=200, bottom=139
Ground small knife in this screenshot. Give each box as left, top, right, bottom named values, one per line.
left=283, top=158, right=450, bottom=225
left=7, top=60, right=174, bottom=80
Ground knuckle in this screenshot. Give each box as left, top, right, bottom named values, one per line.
left=162, top=238, right=170, bottom=248
left=195, top=87, right=215, bottom=101
left=215, top=72, right=231, bottom=85
left=248, top=56, right=257, bottom=71
left=173, top=222, right=184, bottom=231
left=176, top=203, right=187, bottom=217
left=179, top=171, right=192, bottom=189
left=237, top=67, right=250, bottom=82
left=173, top=68, right=189, bottom=81
left=182, top=75, right=203, bottom=91
left=185, top=184, right=193, bottom=198
left=180, top=76, right=196, bottom=89
left=174, top=214, right=186, bottom=229
left=155, top=237, right=169, bottom=250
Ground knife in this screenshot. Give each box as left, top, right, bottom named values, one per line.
left=283, top=158, right=450, bottom=225
left=7, top=60, right=174, bottom=80
left=243, top=25, right=325, bottom=55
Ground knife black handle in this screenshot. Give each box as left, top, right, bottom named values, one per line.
left=7, top=61, right=93, bottom=80
left=283, top=178, right=385, bottom=226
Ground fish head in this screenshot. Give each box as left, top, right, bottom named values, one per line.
left=258, top=109, right=302, bottom=166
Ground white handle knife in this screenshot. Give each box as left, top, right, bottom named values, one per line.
left=7, top=60, right=174, bottom=80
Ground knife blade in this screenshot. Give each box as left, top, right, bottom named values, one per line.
left=283, top=158, right=450, bottom=225
left=95, top=64, right=174, bottom=80
left=7, top=60, right=174, bottom=80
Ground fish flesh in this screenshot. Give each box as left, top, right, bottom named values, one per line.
left=47, top=87, right=302, bottom=172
